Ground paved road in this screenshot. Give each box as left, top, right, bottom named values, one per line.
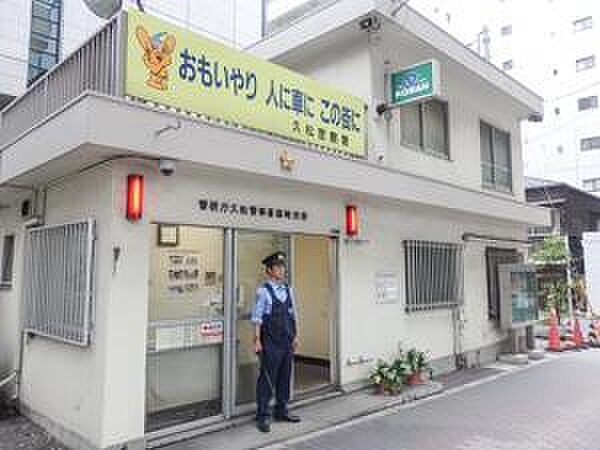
left=275, top=351, right=600, bottom=450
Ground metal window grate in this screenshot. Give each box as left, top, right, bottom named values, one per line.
left=23, top=219, right=96, bottom=346
left=404, top=240, right=463, bottom=312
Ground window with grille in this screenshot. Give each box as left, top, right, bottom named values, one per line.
left=486, top=248, right=520, bottom=321
left=581, top=136, right=600, bottom=151
left=576, top=55, right=595, bottom=72
left=501, top=24, right=512, bottom=36
left=0, top=235, right=15, bottom=288
left=404, top=240, right=463, bottom=312
left=400, top=99, right=450, bottom=159
left=574, top=16, right=593, bottom=33
left=480, top=121, right=513, bottom=192
left=23, top=220, right=96, bottom=346
left=578, top=96, right=598, bottom=111
left=583, top=178, right=600, bottom=192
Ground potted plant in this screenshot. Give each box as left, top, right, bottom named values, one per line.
left=370, top=360, right=391, bottom=395
left=389, top=356, right=410, bottom=394
left=370, top=359, right=406, bottom=395
left=406, top=348, right=430, bottom=385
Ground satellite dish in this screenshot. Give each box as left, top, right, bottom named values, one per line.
left=82, top=0, right=123, bottom=19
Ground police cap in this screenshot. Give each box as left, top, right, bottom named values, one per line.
left=262, top=251, right=287, bottom=268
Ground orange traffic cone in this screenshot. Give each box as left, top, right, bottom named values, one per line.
left=595, top=320, right=600, bottom=338
left=591, top=320, right=600, bottom=348
left=572, top=319, right=586, bottom=349
left=547, top=309, right=562, bottom=352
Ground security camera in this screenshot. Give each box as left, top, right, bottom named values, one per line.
left=158, top=159, right=176, bottom=176
left=359, top=15, right=381, bottom=32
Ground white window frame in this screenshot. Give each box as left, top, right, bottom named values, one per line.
left=500, top=24, right=512, bottom=36
left=574, top=16, right=593, bottom=33
left=399, top=99, right=451, bottom=160
left=576, top=55, right=596, bottom=72
left=480, top=120, right=513, bottom=193
left=581, top=136, right=600, bottom=151
left=578, top=95, right=598, bottom=111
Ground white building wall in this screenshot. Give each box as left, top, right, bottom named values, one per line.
left=279, top=31, right=527, bottom=201
left=19, top=166, right=115, bottom=448
left=339, top=200, right=521, bottom=383
left=0, top=194, right=28, bottom=379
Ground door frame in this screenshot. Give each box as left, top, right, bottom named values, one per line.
left=144, top=224, right=340, bottom=436
left=229, top=229, right=340, bottom=416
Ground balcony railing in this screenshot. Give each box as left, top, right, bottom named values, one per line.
left=0, top=14, right=124, bottom=147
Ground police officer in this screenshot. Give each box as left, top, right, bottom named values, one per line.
left=251, top=251, right=301, bottom=433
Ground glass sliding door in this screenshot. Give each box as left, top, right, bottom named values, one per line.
left=234, top=231, right=291, bottom=409
left=146, top=225, right=226, bottom=432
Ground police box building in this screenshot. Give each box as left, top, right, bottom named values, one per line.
left=0, top=1, right=549, bottom=449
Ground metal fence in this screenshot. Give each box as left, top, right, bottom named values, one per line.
left=404, top=240, right=464, bottom=312
left=23, top=219, right=96, bottom=346
left=0, top=15, right=123, bottom=147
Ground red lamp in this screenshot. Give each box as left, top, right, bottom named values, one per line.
left=126, top=174, right=144, bottom=222
left=345, top=204, right=359, bottom=237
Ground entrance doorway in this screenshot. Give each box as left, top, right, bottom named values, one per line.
left=292, top=235, right=333, bottom=395
left=145, top=225, right=337, bottom=433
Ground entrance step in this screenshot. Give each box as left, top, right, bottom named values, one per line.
left=498, top=353, right=529, bottom=365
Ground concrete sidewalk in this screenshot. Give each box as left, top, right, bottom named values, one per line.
left=154, top=381, right=444, bottom=450
left=156, top=363, right=530, bottom=450
left=0, top=364, right=523, bottom=450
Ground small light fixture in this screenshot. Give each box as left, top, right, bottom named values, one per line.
left=126, top=174, right=144, bottom=222
left=345, top=204, right=359, bottom=237
left=280, top=150, right=296, bottom=172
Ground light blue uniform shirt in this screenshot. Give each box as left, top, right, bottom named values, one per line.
left=251, top=280, right=297, bottom=325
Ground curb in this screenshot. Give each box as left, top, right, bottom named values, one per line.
left=254, top=382, right=445, bottom=450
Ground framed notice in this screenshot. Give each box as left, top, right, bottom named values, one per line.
left=375, top=271, right=400, bottom=304
left=158, top=224, right=179, bottom=247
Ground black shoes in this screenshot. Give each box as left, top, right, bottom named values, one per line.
left=257, top=420, right=271, bottom=433
left=274, top=414, right=301, bottom=423
left=257, top=414, right=301, bottom=432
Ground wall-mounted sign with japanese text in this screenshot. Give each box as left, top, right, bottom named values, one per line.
left=125, top=10, right=367, bottom=157
left=390, top=60, right=441, bottom=106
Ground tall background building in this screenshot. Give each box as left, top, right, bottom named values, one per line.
left=0, top=0, right=266, bottom=106
left=411, top=0, right=600, bottom=196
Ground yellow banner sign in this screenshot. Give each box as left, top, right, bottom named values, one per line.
left=125, top=10, right=367, bottom=157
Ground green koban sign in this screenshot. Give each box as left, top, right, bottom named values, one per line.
left=390, top=60, right=440, bottom=106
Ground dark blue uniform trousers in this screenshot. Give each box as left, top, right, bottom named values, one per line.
left=256, top=344, right=293, bottom=422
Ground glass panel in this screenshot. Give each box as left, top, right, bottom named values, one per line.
left=493, top=128, right=512, bottom=189
left=400, top=103, right=421, bottom=148
left=423, top=100, right=448, bottom=157
left=28, top=0, right=62, bottom=86
left=235, top=231, right=290, bottom=407
left=510, top=271, right=538, bottom=323
left=480, top=122, right=493, bottom=184
left=145, top=226, right=225, bottom=432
